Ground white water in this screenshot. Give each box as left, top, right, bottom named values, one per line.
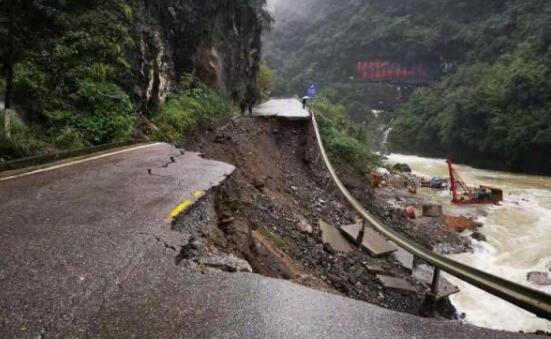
left=387, top=153, right=551, bottom=332
left=380, top=128, right=393, bottom=153
left=382, top=128, right=392, bottom=144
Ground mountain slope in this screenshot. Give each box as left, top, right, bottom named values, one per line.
left=0, top=0, right=270, bottom=160
left=265, top=0, right=551, bottom=174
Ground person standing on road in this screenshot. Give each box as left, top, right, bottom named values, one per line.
left=302, top=96, right=310, bottom=109
left=248, top=98, right=256, bottom=116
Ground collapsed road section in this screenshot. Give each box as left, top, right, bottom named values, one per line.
left=0, top=143, right=235, bottom=337
left=0, top=113, right=544, bottom=338
left=178, top=115, right=463, bottom=316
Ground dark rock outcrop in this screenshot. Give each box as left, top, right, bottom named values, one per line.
left=527, top=272, right=551, bottom=286
left=129, top=1, right=269, bottom=115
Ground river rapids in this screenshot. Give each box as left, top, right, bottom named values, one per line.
left=387, top=153, right=551, bottom=333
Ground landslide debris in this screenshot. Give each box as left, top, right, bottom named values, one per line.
left=174, top=117, right=460, bottom=317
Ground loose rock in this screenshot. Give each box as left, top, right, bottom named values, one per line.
left=389, top=175, right=407, bottom=189
left=422, top=205, right=443, bottom=218
left=323, top=242, right=337, bottom=255
left=296, top=219, right=313, bottom=234
left=527, top=271, right=551, bottom=286
left=220, top=217, right=236, bottom=225
left=471, top=231, right=487, bottom=242
left=392, top=163, right=412, bottom=173
left=198, top=254, right=253, bottom=273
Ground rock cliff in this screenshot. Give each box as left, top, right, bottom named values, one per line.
left=130, top=1, right=269, bottom=115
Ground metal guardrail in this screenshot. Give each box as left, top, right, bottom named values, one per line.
left=0, top=139, right=143, bottom=173
left=309, top=110, right=551, bottom=321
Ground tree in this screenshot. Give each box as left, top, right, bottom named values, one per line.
left=1, top=0, right=17, bottom=109
left=258, top=62, right=274, bottom=97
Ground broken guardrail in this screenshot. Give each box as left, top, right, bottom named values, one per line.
left=309, top=109, right=551, bottom=321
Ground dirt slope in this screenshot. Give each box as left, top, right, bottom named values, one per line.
left=175, top=116, right=456, bottom=317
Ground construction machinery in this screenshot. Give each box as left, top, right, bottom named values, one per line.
left=447, top=160, right=503, bottom=205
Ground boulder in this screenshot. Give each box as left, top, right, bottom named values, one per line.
left=252, top=178, right=265, bottom=190
left=527, top=271, right=551, bottom=286
left=220, top=216, right=235, bottom=225
left=198, top=255, right=253, bottom=273
left=392, top=163, right=412, bottom=173
left=323, top=242, right=337, bottom=255
left=389, top=175, right=407, bottom=189
left=471, top=231, right=487, bottom=242
left=422, top=205, right=443, bottom=218
left=375, top=167, right=390, bottom=177
left=348, top=265, right=366, bottom=284
left=296, top=219, right=313, bottom=234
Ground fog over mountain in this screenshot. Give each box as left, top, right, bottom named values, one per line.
left=263, top=0, right=551, bottom=174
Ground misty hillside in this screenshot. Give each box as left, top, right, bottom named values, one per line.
left=265, top=0, right=551, bottom=174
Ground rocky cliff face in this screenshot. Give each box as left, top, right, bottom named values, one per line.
left=131, top=1, right=268, bottom=115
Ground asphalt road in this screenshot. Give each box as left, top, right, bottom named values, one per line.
left=0, top=143, right=235, bottom=338
left=0, top=142, right=538, bottom=338
left=253, top=98, right=311, bottom=119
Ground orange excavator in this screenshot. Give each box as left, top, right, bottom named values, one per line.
left=447, top=160, right=503, bottom=205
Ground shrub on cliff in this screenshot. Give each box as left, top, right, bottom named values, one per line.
left=258, top=63, right=275, bottom=99
left=152, top=77, right=238, bottom=142
left=314, top=96, right=376, bottom=170
left=0, top=112, right=48, bottom=161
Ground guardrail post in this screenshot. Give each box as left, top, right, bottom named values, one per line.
left=310, top=109, right=551, bottom=320
left=431, top=267, right=441, bottom=299
left=356, top=220, right=366, bottom=246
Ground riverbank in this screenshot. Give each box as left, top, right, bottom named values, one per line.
left=385, top=154, right=551, bottom=333
left=365, top=182, right=473, bottom=255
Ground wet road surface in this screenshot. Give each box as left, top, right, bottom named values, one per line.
left=0, top=142, right=538, bottom=338
left=254, top=98, right=311, bottom=119
left=0, top=143, right=234, bottom=337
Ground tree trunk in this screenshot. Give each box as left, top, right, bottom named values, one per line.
left=5, top=63, right=14, bottom=110
left=4, top=0, right=15, bottom=110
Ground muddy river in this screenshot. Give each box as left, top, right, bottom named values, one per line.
left=387, top=154, right=551, bottom=332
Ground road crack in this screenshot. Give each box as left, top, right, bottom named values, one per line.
left=138, top=232, right=177, bottom=252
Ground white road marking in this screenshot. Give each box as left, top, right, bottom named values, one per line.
left=0, top=143, right=162, bottom=182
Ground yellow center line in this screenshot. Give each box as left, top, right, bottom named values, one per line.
left=169, top=199, right=194, bottom=219
left=0, top=143, right=162, bottom=183
left=166, top=190, right=205, bottom=223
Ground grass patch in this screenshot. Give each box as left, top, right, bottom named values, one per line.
left=153, top=78, right=239, bottom=142
left=313, top=96, right=378, bottom=171
left=258, top=227, right=289, bottom=249
left=0, top=112, right=50, bottom=161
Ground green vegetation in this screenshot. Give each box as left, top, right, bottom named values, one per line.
left=314, top=95, right=376, bottom=170
left=0, top=1, right=271, bottom=161
left=258, top=63, right=274, bottom=100
left=266, top=0, right=551, bottom=174
left=153, top=78, right=239, bottom=142
left=0, top=112, right=48, bottom=159
left=390, top=1, right=551, bottom=173
left=0, top=0, right=136, bottom=160
left=258, top=227, right=289, bottom=249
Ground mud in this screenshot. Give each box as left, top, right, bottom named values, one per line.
left=174, top=117, right=462, bottom=317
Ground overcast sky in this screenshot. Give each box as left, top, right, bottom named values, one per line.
left=267, top=0, right=279, bottom=12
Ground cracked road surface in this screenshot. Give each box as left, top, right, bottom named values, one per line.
left=0, top=143, right=235, bottom=338
left=0, top=142, right=537, bottom=338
